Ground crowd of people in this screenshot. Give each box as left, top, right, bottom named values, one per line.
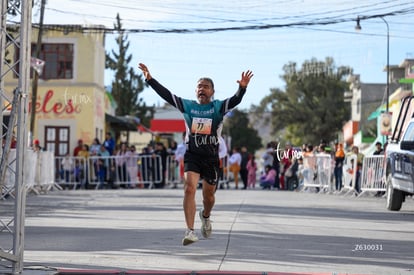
left=55, top=134, right=385, bottom=193
left=58, top=132, right=180, bottom=190
left=221, top=139, right=385, bottom=194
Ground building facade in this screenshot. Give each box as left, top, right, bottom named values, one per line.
left=4, top=25, right=111, bottom=156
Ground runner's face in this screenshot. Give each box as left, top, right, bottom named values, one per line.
left=196, top=80, right=214, bottom=104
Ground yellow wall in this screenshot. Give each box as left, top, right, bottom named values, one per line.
left=3, top=25, right=107, bottom=153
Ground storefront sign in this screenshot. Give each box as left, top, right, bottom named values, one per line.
left=30, top=89, right=82, bottom=115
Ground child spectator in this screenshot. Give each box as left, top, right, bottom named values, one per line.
left=260, top=165, right=276, bottom=189
left=246, top=153, right=257, bottom=189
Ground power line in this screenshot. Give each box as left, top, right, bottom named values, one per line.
left=30, top=8, right=414, bottom=36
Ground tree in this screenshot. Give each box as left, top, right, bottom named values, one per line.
left=223, top=109, right=262, bottom=153
left=106, top=14, right=152, bottom=124
left=253, top=57, right=351, bottom=146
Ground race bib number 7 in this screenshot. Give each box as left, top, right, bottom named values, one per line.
left=191, top=117, right=212, bottom=135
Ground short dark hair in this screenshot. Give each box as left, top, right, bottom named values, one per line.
left=198, top=77, right=214, bottom=90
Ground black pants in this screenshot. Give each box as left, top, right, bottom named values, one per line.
left=240, top=168, right=248, bottom=189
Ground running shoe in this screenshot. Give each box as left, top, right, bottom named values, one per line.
left=199, top=209, right=212, bottom=238
left=182, top=229, right=198, bottom=246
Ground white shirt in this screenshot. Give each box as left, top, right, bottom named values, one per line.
left=229, top=152, right=242, bottom=165
left=218, top=136, right=228, bottom=159
left=175, top=142, right=186, bottom=162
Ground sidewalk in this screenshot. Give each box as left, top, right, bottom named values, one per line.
left=13, top=188, right=414, bottom=275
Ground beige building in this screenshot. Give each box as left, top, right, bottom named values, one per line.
left=4, top=24, right=116, bottom=156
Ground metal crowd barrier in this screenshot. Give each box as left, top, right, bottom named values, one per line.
left=55, top=154, right=164, bottom=189
left=55, top=156, right=87, bottom=190
left=340, top=154, right=357, bottom=196
left=165, top=155, right=181, bottom=188
left=1, top=150, right=54, bottom=199
left=301, top=154, right=332, bottom=192
left=359, top=155, right=386, bottom=195
left=2, top=150, right=386, bottom=195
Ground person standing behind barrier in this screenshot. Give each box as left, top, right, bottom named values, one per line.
left=115, top=143, right=128, bottom=186
left=154, top=142, right=168, bottom=189
left=271, top=141, right=280, bottom=189
left=174, top=132, right=187, bottom=188
left=280, top=142, right=293, bottom=190
left=73, top=139, right=83, bottom=156
left=316, top=144, right=331, bottom=192
left=97, top=145, right=110, bottom=189
left=60, top=153, right=73, bottom=189
left=351, top=145, right=364, bottom=194
left=334, top=143, right=345, bottom=191
left=302, top=144, right=316, bottom=189
left=261, top=142, right=274, bottom=174
left=139, top=146, right=153, bottom=189
left=228, top=147, right=242, bottom=189
left=104, top=132, right=115, bottom=155
left=126, top=145, right=138, bottom=188
left=239, top=146, right=249, bottom=189
left=246, top=153, right=257, bottom=189
left=373, top=142, right=386, bottom=197
left=89, top=138, right=101, bottom=182
left=77, top=144, right=90, bottom=189
left=138, top=62, right=253, bottom=246
left=373, top=142, right=383, bottom=155
left=218, top=136, right=229, bottom=190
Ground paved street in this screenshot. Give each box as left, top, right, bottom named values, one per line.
left=2, top=188, right=414, bottom=275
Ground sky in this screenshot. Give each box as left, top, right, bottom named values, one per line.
left=20, top=0, right=414, bottom=109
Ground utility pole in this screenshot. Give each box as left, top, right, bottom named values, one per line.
left=29, top=0, right=46, bottom=143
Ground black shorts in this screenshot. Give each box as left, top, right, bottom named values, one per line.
left=184, top=152, right=219, bottom=185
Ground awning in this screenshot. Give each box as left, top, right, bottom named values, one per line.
left=105, top=113, right=137, bottom=131
left=150, top=119, right=185, bottom=133
left=368, top=107, right=385, bottom=121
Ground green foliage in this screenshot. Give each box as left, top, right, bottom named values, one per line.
left=223, top=109, right=262, bottom=153
left=253, top=57, right=351, bottom=146
left=106, top=14, right=153, bottom=125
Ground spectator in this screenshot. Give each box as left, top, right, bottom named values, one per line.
left=302, top=144, right=317, bottom=189
left=285, top=156, right=299, bottom=191
left=374, top=142, right=386, bottom=197
left=334, top=143, right=345, bottom=191
left=89, top=138, right=101, bottom=156
left=351, top=145, right=364, bottom=194
left=316, top=144, right=331, bottom=192
left=32, top=139, right=44, bottom=152
left=97, top=145, right=110, bottom=189
left=60, top=153, right=73, bottom=189
left=89, top=138, right=101, bottom=182
left=77, top=144, right=90, bottom=189
left=228, top=147, right=242, bottom=189
left=271, top=141, right=280, bottom=189
left=373, top=142, right=384, bottom=155
left=260, top=165, right=276, bottom=189
left=104, top=132, right=115, bottom=155
left=115, top=143, right=128, bottom=185
left=140, top=145, right=153, bottom=188
left=261, top=142, right=274, bottom=173
left=297, top=157, right=305, bottom=190
left=246, top=153, right=257, bottom=189
left=174, top=132, right=187, bottom=187
left=239, top=146, right=249, bottom=189
left=279, top=142, right=293, bottom=190
left=73, top=139, right=83, bottom=156
left=154, top=142, right=168, bottom=188
left=126, top=145, right=138, bottom=188
left=218, top=136, right=229, bottom=190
